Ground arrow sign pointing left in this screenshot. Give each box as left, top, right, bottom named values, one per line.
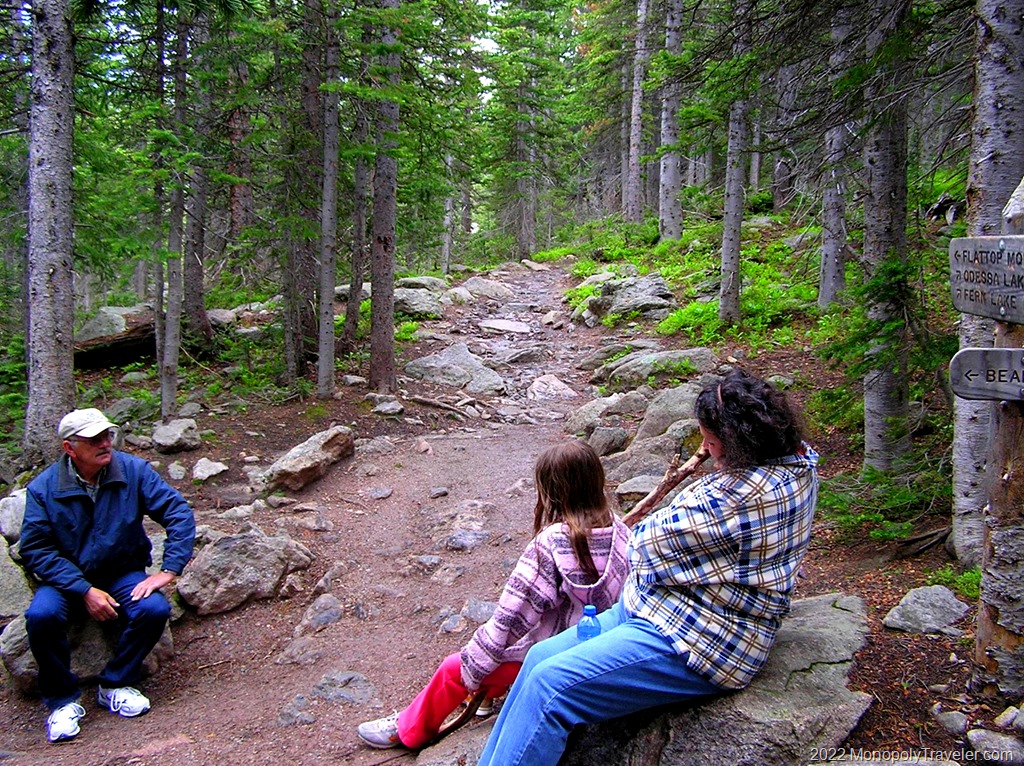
left=950, top=348, right=1024, bottom=400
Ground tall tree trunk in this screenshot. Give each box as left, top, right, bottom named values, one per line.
left=23, top=0, right=75, bottom=466
left=226, top=42, right=255, bottom=240
left=861, top=0, right=911, bottom=472
left=953, top=0, right=1024, bottom=569
left=342, top=59, right=371, bottom=353
left=819, top=10, right=853, bottom=309
left=624, top=0, right=650, bottom=224
left=657, top=0, right=683, bottom=240
left=317, top=4, right=340, bottom=399
left=717, top=0, right=751, bottom=326
left=748, top=116, right=761, bottom=190
left=161, top=10, right=189, bottom=420
left=369, top=0, right=399, bottom=393
left=771, top=64, right=797, bottom=212
left=182, top=15, right=213, bottom=355
left=970, top=0, right=1024, bottom=699
left=441, top=154, right=455, bottom=274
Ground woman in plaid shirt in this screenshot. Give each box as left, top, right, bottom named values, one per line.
left=476, top=368, right=819, bottom=766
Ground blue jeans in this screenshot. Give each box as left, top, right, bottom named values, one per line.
left=24, top=571, right=171, bottom=710
left=476, top=600, right=721, bottom=766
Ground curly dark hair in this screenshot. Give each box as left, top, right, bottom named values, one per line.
left=694, top=368, right=805, bottom=470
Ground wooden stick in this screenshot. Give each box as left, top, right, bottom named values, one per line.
left=622, top=446, right=710, bottom=527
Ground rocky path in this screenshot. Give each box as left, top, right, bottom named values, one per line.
left=1, top=261, right=644, bottom=766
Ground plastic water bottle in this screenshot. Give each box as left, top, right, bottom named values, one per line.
left=577, top=604, right=602, bottom=641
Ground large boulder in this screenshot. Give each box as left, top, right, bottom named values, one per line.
left=414, top=593, right=872, bottom=766
left=152, top=418, right=202, bottom=453
left=461, top=277, right=515, bottom=301
left=0, top=488, right=26, bottom=544
left=177, top=524, right=314, bottom=615
left=1, top=614, right=174, bottom=696
left=394, top=288, right=444, bottom=319
left=404, top=343, right=506, bottom=395
left=0, top=537, right=33, bottom=618
left=591, top=348, right=720, bottom=389
left=584, top=274, right=679, bottom=322
left=260, top=426, right=355, bottom=492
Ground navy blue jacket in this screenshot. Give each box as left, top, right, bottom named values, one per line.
left=20, top=451, right=196, bottom=596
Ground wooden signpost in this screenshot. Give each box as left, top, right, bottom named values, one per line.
left=949, top=236, right=1024, bottom=402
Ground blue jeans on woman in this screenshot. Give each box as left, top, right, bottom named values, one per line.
left=24, top=570, right=171, bottom=710
left=476, top=599, right=722, bottom=766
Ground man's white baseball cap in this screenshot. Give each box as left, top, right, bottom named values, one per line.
left=58, top=408, right=118, bottom=441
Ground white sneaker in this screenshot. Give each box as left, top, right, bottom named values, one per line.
left=356, top=712, right=402, bottom=749
left=97, top=686, right=151, bottom=717
left=46, top=701, right=86, bottom=743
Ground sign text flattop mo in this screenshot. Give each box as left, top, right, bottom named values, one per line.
left=949, top=348, right=1024, bottom=401
left=949, top=236, right=1024, bottom=324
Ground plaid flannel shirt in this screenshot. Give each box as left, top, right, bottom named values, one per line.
left=622, top=444, right=819, bottom=689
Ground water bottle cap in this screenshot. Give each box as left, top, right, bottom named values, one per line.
left=583, top=604, right=597, bottom=616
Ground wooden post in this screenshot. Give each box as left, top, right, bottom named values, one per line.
left=973, top=176, right=1024, bottom=697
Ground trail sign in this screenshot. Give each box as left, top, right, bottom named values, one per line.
left=949, top=236, right=1024, bottom=324
left=949, top=347, right=1024, bottom=400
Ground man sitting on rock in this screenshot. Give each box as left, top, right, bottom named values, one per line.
left=19, top=408, right=196, bottom=743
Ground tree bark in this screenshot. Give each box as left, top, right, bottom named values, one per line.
left=342, top=54, right=371, bottom=353
left=955, top=0, right=1024, bottom=569
left=657, top=0, right=683, bottom=240
left=624, top=0, right=650, bottom=225
left=717, top=0, right=751, bottom=326
left=369, top=0, right=399, bottom=393
left=819, top=10, right=853, bottom=309
left=861, top=0, right=911, bottom=472
left=317, top=4, right=340, bottom=399
left=23, top=0, right=75, bottom=466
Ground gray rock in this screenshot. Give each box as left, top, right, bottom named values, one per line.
left=311, top=670, right=380, bottom=706
left=588, top=427, right=629, bottom=457
left=404, top=343, right=506, bottom=395
left=461, top=277, right=515, bottom=301
left=398, top=276, right=448, bottom=292
left=441, top=286, right=475, bottom=305
left=634, top=383, right=704, bottom=440
left=152, top=418, right=202, bottom=453
left=0, top=537, right=33, bottom=618
left=294, top=593, right=344, bottom=637
left=334, top=282, right=372, bottom=301
left=995, top=706, right=1020, bottom=728
left=462, top=598, right=497, bottom=624
left=930, top=702, right=969, bottom=735
left=192, top=457, right=229, bottom=482
left=260, top=426, right=355, bottom=492
left=274, top=637, right=322, bottom=666
left=576, top=340, right=661, bottom=371
left=372, top=400, right=405, bottom=416
left=565, top=395, right=623, bottom=437
left=74, top=305, right=143, bottom=342
left=178, top=401, right=202, bottom=418
left=614, top=474, right=661, bottom=507
left=313, top=562, right=349, bottom=596
left=593, top=348, right=719, bottom=389
left=394, top=287, right=444, bottom=319
left=446, top=529, right=490, bottom=552
left=120, top=371, right=151, bottom=384
left=883, top=585, right=969, bottom=635
left=415, top=593, right=871, bottom=766
left=177, top=524, right=314, bottom=615
left=967, top=729, right=1024, bottom=764
left=206, top=308, right=238, bottom=327
left=526, top=374, right=578, bottom=401
left=430, top=487, right=449, bottom=499
left=277, top=694, right=316, bottom=726
left=585, top=274, right=678, bottom=321
left=167, top=461, right=188, bottom=481
left=1, top=614, right=173, bottom=696
left=479, top=318, right=531, bottom=334
left=0, top=489, right=26, bottom=544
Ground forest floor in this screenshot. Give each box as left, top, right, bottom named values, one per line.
left=0, top=260, right=985, bottom=765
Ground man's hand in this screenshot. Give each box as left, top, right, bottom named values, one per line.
left=84, top=587, right=120, bottom=621
left=130, top=571, right=175, bottom=602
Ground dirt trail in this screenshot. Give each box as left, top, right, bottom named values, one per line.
left=1, top=263, right=623, bottom=766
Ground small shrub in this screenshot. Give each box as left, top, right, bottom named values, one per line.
left=926, top=564, right=981, bottom=600
left=395, top=320, right=419, bottom=342
left=564, top=283, right=600, bottom=311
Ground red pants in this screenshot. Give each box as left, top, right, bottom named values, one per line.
left=396, top=652, right=522, bottom=749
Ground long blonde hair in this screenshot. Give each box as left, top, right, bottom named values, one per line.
left=533, top=441, right=612, bottom=583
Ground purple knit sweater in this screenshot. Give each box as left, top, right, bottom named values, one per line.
left=459, top=516, right=630, bottom=691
